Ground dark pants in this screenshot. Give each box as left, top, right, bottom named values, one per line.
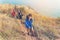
left=28, top=28, right=38, bottom=37
left=27, top=28, right=34, bottom=36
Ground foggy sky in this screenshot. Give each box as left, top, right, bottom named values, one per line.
left=0, top=0, right=60, bottom=18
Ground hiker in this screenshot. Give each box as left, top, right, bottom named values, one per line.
left=17, top=10, right=23, bottom=19
left=17, top=9, right=23, bottom=23
left=11, top=9, right=16, bottom=17
left=25, top=14, right=34, bottom=36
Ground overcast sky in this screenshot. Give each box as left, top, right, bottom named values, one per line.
left=0, top=0, right=60, bottom=18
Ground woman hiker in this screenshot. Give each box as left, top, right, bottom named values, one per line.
left=11, top=9, right=16, bottom=17
left=25, top=14, right=34, bottom=36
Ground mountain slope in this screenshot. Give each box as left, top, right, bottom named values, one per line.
left=0, top=4, right=60, bottom=40
left=0, top=13, right=38, bottom=40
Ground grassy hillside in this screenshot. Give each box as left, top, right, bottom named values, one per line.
left=0, top=4, right=60, bottom=40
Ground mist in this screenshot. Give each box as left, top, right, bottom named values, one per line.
left=0, top=0, right=60, bottom=18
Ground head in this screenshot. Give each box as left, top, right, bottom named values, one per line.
left=27, top=14, right=32, bottom=20
left=12, top=9, right=15, bottom=12
left=18, top=9, right=21, bottom=12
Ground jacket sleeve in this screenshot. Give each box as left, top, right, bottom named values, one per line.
left=30, top=19, right=33, bottom=23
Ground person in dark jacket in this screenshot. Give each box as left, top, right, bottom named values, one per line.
left=25, top=14, right=34, bottom=35
left=18, top=10, right=23, bottom=19
left=17, top=10, right=23, bottom=23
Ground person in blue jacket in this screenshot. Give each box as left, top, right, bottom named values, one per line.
left=25, top=14, right=34, bottom=35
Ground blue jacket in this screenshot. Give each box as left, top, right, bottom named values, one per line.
left=25, top=17, right=33, bottom=29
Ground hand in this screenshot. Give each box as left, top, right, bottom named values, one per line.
left=32, top=27, right=34, bottom=32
